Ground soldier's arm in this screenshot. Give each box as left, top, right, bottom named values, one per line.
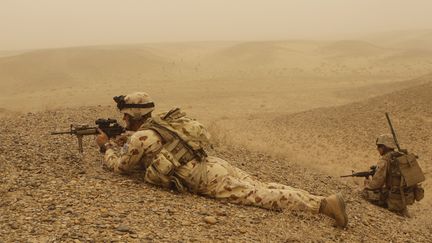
left=103, top=130, right=162, bottom=174
left=365, top=158, right=387, bottom=190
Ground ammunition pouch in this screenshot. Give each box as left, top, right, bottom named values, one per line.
left=362, top=189, right=387, bottom=206
left=144, top=150, right=185, bottom=191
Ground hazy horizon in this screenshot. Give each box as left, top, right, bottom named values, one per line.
left=1, top=0, right=432, bottom=51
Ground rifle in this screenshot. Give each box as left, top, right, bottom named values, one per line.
left=385, top=112, right=409, bottom=154
left=340, top=165, right=377, bottom=179
left=51, top=118, right=125, bottom=153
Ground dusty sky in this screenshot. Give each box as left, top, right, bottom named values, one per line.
left=1, top=0, right=432, bottom=50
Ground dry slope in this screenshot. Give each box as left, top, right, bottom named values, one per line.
left=1, top=105, right=431, bottom=242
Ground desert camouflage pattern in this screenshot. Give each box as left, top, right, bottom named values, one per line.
left=103, top=120, right=323, bottom=213
left=151, top=107, right=211, bottom=151
left=364, top=152, right=390, bottom=190
left=363, top=151, right=417, bottom=212
left=185, top=157, right=323, bottom=212
left=120, top=92, right=155, bottom=118
left=375, top=134, right=397, bottom=149
left=362, top=152, right=391, bottom=205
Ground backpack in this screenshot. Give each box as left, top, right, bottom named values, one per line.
left=148, top=107, right=211, bottom=164
left=386, top=151, right=425, bottom=211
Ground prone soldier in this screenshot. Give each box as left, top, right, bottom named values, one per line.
left=94, top=92, right=348, bottom=228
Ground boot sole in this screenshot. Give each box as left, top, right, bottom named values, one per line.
left=336, top=193, right=348, bottom=228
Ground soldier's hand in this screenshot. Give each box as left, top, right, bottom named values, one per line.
left=96, top=128, right=109, bottom=148
left=363, top=178, right=371, bottom=187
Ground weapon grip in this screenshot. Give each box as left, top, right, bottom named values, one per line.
left=77, top=135, right=83, bottom=153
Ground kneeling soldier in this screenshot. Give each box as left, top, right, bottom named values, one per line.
left=363, top=134, right=425, bottom=216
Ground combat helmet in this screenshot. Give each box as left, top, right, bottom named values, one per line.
left=376, top=134, right=396, bottom=149
left=113, top=92, right=155, bottom=119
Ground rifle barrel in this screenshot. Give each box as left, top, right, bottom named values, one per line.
left=51, top=131, right=72, bottom=135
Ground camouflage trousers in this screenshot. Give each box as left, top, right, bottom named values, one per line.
left=179, top=156, right=323, bottom=213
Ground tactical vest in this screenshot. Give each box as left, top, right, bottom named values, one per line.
left=149, top=107, right=210, bottom=164
left=385, top=151, right=425, bottom=211
left=141, top=108, right=211, bottom=191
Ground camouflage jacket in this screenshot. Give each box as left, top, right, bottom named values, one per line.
left=365, top=152, right=392, bottom=190
left=102, top=119, right=205, bottom=191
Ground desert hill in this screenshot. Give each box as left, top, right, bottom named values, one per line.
left=362, top=29, right=432, bottom=50
left=274, top=76, right=432, bottom=176
left=316, top=40, right=389, bottom=57
left=1, top=40, right=432, bottom=115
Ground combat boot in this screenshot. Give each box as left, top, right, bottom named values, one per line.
left=319, top=193, right=348, bottom=228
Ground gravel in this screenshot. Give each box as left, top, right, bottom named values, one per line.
left=0, top=106, right=431, bottom=242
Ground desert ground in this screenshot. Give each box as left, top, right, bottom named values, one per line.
left=1, top=30, right=432, bottom=242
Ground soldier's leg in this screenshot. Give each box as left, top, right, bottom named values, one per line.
left=361, top=189, right=387, bottom=207
left=219, top=176, right=323, bottom=212
left=203, top=157, right=323, bottom=213
left=202, top=156, right=348, bottom=227
left=217, top=159, right=308, bottom=191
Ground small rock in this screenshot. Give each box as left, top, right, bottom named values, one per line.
left=9, top=223, right=19, bottom=230
left=203, top=216, right=217, bottom=224
left=215, top=210, right=227, bottom=216
left=181, top=220, right=191, bottom=226
left=199, top=210, right=210, bottom=216
left=64, top=208, right=74, bottom=214
left=116, top=224, right=134, bottom=233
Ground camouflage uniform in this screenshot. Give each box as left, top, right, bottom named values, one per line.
left=364, top=152, right=390, bottom=191
left=363, top=151, right=394, bottom=206
left=103, top=122, right=323, bottom=213
left=363, top=134, right=424, bottom=214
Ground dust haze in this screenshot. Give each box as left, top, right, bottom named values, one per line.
left=1, top=1, right=432, bottom=242
left=2, top=0, right=432, bottom=50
